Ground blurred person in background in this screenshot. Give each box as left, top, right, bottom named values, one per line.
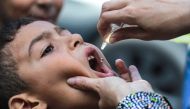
left=0, top=0, right=63, bottom=27
left=97, top=0, right=190, bottom=109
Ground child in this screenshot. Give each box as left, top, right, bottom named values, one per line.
left=0, top=18, right=171, bottom=109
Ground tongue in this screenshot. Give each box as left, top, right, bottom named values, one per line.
left=96, top=64, right=117, bottom=77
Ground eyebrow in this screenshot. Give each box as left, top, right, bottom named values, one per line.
left=54, top=26, right=66, bottom=34
left=28, top=27, right=65, bottom=57
left=28, top=31, right=51, bottom=57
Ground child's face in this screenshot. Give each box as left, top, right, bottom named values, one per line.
left=4, top=0, right=63, bottom=21
left=8, top=21, right=116, bottom=109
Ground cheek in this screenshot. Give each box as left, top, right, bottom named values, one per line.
left=37, top=54, right=88, bottom=79
left=53, top=56, right=88, bottom=78
left=24, top=52, right=90, bottom=90
left=53, top=0, right=64, bottom=9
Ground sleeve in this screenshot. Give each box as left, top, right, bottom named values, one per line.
left=116, top=91, right=173, bottom=109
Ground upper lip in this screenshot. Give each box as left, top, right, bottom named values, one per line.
left=85, top=47, right=102, bottom=67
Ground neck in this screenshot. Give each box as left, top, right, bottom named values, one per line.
left=0, top=18, right=2, bottom=28
left=0, top=12, right=11, bottom=28
left=0, top=9, right=4, bottom=27
left=0, top=3, right=11, bottom=27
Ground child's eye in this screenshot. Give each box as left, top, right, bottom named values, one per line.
left=41, top=44, right=54, bottom=58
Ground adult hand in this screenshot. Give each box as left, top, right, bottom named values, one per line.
left=98, top=0, right=190, bottom=42
left=67, top=60, right=153, bottom=109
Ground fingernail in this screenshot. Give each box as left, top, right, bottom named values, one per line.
left=129, top=65, right=137, bottom=72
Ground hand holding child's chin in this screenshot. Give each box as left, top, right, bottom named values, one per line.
left=67, top=59, right=153, bottom=109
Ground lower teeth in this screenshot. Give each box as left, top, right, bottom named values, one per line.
left=100, top=58, right=104, bottom=63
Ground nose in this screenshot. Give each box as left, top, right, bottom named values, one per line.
left=36, top=0, right=53, bottom=10
left=69, top=34, right=84, bottom=50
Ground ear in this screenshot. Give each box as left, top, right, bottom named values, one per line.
left=8, top=93, right=47, bottom=109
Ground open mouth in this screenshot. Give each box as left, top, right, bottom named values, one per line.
left=88, top=55, right=99, bottom=71
left=86, top=47, right=115, bottom=77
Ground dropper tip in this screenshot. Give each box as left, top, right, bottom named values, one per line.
left=101, top=42, right=107, bottom=50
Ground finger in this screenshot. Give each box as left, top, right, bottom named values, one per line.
left=115, top=59, right=131, bottom=81
left=97, top=8, right=137, bottom=38
left=110, top=27, right=151, bottom=43
left=101, top=0, right=127, bottom=12
left=115, top=59, right=129, bottom=74
left=129, top=65, right=142, bottom=81
left=67, top=76, right=99, bottom=91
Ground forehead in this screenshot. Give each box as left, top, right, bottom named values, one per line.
left=14, top=21, right=56, bottom=44
left=8, top=21, right=56, bottom=60
left=21, top=21, right=56, bottom=32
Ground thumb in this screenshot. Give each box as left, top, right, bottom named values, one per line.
left=110, top=27, right=148, bottom=43
left=67, top=76, right=99, bottom=91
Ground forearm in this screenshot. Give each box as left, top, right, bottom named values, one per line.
left=174, top=0, right=190, bottom=36
left=116, top=92, right=172, bottom=109
left=184, top=0, right=190, bottom=34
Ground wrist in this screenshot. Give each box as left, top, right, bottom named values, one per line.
left=187, top=1, right=190, bottom=29
left=115, top=91, right=131, bottom=107
left=117, top=91, right=172, bottom=109
left=169, top=0, right=190, bottom=36
left=180, top=0, right=190, bottom=34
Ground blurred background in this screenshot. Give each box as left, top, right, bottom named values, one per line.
left=57, top=0, right=188, bottom=108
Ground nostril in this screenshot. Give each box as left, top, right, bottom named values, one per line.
left=74, top=41, right=80, bottom=47
left=37, top=4, right=52, bottom=10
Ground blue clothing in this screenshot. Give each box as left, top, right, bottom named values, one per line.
left=183, top=46, right=190, bottom=109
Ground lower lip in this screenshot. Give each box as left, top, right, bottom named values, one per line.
left=96, top=64, right=116, bottom=77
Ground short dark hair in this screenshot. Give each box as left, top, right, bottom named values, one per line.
left=0, top=18, right=36, bottom=109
